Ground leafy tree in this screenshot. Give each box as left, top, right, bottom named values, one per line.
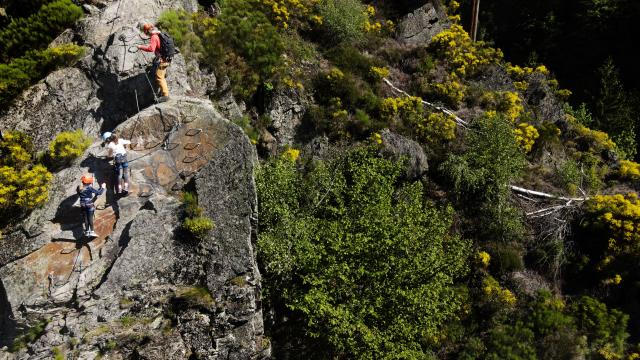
left=592, top=59, right=637, bottom=159
left=0, top=0, right=83, bottom=62
left=439, top=113, right=526, bottom=243
left=258, top=147, right=471, bottom=358
left=571, top=296, right=629, bottom=356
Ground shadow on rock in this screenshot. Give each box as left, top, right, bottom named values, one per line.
left=92, top=48, right=158, bottom=132
left=0, top=278, right=17, bottom=347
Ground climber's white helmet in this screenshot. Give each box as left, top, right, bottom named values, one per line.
left=102, top=132, right=112, bottom=142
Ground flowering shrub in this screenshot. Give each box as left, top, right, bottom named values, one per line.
left=281, top=148, right=300, bottom=161
left=363, top=5, right=393, bottom=34
left=15, top=165, right=52, bottom=208
left=370, top=132, right=382, bottom=145
left=0, top=164, right=52, bottom=210
left=417, top=112, right=457, bottom=145
left=584, top=193, right=640, bottom=257
left=513, top=123, right=539, bottom=153
left=430, top=78, right=466, bottom=107
left=483, top=276, right=517, bottom=306
left=254, top=0, right=318, bottom=29
left=573, top=121, right=617, bottom=153
left=477, top=251, right=491, bottom=268
left=617, top=160, right=640, bottom=181
left=0, top=131, right=53, bottom=213
left=369, top=66, right=389, bottom=80
left=48, top=129, right=91, bottom=166
left=0, top=131, right=32, bottom=168
left=506, top=64, right=549, bottom=80
left=498, top=91, right=524, bottom=122
left=429, top=24, right=503, bottom=77
left=380, top=96, right=423, bottom=123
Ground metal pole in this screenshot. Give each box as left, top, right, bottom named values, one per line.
left=470, top=0, right=480, bottom=42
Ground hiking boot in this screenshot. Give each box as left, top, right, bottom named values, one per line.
left=123, top=183, right=129, bottom=192
left=157, top=96, right=170, bottom=103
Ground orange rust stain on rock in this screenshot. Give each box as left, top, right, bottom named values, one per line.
left=94, top=208, right=116, bottom=238
left=144, top=165, right=155, bottom=179
left=155, top=162, right=177, bottom=186
left=22, top=209, right=117, bottom=286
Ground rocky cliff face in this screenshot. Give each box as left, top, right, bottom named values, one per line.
left=396, top=1, right=450, bottom=46
left=0, top=1, right=267, bottom=358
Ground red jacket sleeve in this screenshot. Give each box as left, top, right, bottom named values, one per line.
left=138, top=33, right=160, bottom=53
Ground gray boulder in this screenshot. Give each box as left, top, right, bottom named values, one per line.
left=396, top=1, right=451, bottom=46
left=379, top=129, right=429, bottom=180
left=266, top=87, right=309, bottom=145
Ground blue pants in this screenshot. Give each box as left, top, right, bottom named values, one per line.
left=115, top=162, right=130, bottom=191
left=82, top=205, right=95, bottom=232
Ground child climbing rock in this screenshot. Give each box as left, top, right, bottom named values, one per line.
left=105, top=133, right=132, bottom=194
left=137, top=23, right=175, bottom=100
left=77, top=175, right=106, bottom=238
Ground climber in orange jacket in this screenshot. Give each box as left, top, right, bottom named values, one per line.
left=137, top=23, right=175, bottom=99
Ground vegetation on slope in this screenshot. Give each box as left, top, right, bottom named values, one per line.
left=4, top=0, right=640, bottom=358
left=0, top=0, right=84, bottom=108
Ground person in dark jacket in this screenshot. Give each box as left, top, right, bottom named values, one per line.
left=76, top=174, right=106, bottom=237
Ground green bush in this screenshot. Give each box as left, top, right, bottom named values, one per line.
left=181, top=191, right=214, bottom=240
left=10, top=319, right=49, bottom=352
left=489, top=244, right=524, bottom=274
left=476, top=290, right=630, bottom=360
left=1, top=44, right=85, bottom=107
left=1, top=0, right=50, bottom=18
left=592, top=59, right=637, bottom=160
left=318, top=0, right=368, bottom=44
left=257, top=147, right=471, bottom=358
left=197, top=0, right=284, bottom=99
left=157, top=9, right=204, bottom=61
left=183, top=216, right=214, bottom=240
left=48, top=129, right=91, bottom=166
left=0, top=0, right=83, bottom=61
left=174, top=286, right=214, bottom=307
left=181, top=191, right=202, bottom=218
left=325, top=43, right=385, bottom=83
left=52, top=347, right=64, bottom=360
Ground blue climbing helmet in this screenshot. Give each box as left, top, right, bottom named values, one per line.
left=102, top=132, right=112, bottom=142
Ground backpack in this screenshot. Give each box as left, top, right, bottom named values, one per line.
left=158, top=32, right=176, bottom=61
